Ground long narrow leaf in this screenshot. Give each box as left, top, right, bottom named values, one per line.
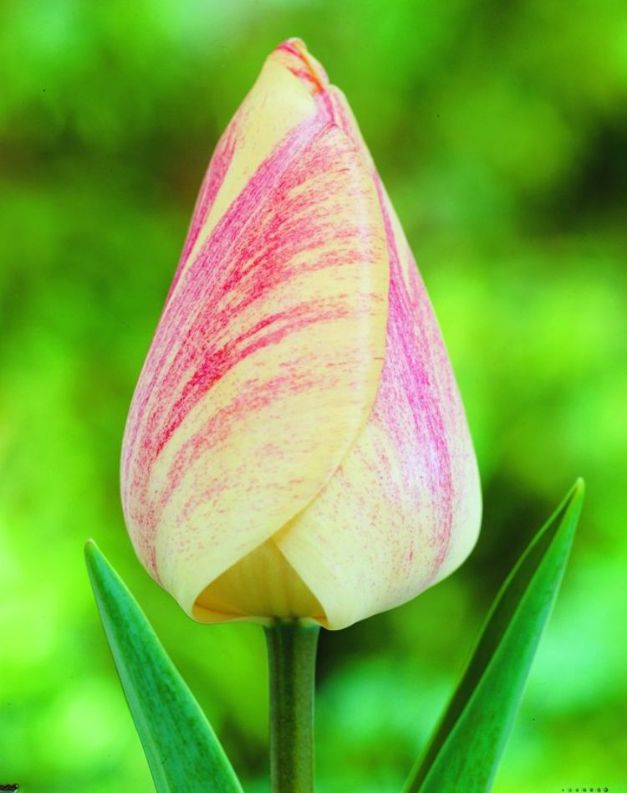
left=404, top=479, right=585, bottom=793
left=85, top=540, right=243, bottom=793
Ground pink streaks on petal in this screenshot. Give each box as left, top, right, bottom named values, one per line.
left=122, top=99, right=385, bottom=577
left=276, top=39, right=329, bottom=93
left=172, top=128, right=236, bottom=296
left=373, top=177, right=454, bottom=572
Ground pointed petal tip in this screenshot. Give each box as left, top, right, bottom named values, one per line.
left=272, top=38, right=329, bottom=94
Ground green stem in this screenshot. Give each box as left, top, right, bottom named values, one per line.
left=264, top=620, right=320, bottom=793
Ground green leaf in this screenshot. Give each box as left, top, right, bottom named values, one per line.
left=404, top=479, right=585, bottom=793
left=85, top=540, right=243, bottom=793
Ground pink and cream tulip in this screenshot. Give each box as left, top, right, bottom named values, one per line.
left=121, top=39, right=481, bottom=630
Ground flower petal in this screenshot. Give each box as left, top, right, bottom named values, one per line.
left=121, top=43, right=390, bottom=619
left=277, top=182, right=482, bottom=629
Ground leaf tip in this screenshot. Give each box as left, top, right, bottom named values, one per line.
left=84, top=538, right=100, bottom=565
left=568, top=478, right=586, bottom=514
left=84, top=540, right=111, bottom=586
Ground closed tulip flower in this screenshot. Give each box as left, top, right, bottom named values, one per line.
left=121, top=39, right=481, bottom=631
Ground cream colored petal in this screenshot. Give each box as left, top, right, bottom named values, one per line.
left=278, top=181, right=481, bottom=630
left=121, top=41, right=390, bottom=619
left=193, top=539, right=325, bottom=624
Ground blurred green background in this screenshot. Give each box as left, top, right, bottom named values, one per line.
left=1, top=0, right=626, bottom=791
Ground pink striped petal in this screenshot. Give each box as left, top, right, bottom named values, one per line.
left=277, top=181, right=481, bottom=629
left=121, top=41, right=390, bottom=617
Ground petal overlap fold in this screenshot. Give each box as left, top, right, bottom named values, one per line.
left=277, top=183, right=481, bottom=629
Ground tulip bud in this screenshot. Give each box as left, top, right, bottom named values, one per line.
left=121, top=39, right=481, bottom=630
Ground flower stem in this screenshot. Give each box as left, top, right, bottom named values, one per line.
left=264, top=620, right=320, bottom=793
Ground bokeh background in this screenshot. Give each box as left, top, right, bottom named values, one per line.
left=1, top=1, right=626, bottom=791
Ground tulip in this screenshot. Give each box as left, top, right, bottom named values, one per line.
left=121, top=39, right=481, bottom=631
